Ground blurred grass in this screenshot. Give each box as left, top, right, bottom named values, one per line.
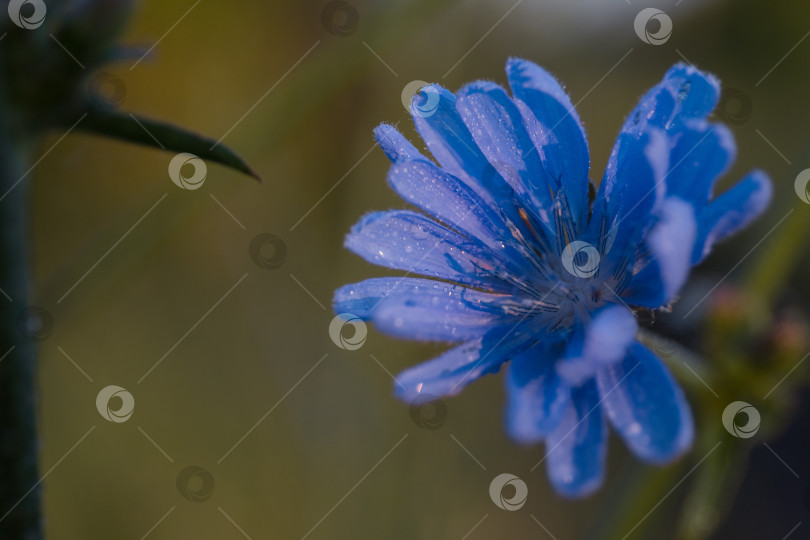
left=27, top=0, right=810, bottom=538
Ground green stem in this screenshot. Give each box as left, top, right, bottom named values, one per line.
left=675, top=429, right=748, bottom=540
left=0, top=114, right=41, bottom=537
left=599, top=461, right=686, bottom=540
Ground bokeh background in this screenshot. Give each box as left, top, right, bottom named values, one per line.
left=25, top=0, right=810, bottom=538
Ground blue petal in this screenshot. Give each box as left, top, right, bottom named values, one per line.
left=598, top=64, right=720, bottom=232
left=504, top=340, right=570, bottom=444
left=335, top=277, right=560, bottom=336
left=344, top=210, right=511, bottom=292
left=664, top=122, right=736, bottom=206
left=386, top=159, right=526, bottom=267
left=373, top=123, right=423, bottom=162
left=596, top=342, right=694, bottom=464
left=506, top=58, right=590, bottom=231
left=409, top=85, right=545, bottom=252
left=620, top=197, right=697, bottom=307
left=372, top=287, right=516, bottom=342
left=544, top=380, right=606, bottom=498
left=334, top=277, right=494, bottom=319
left=394, top=326, right=534, bottom=399
left=692, top=170, right=772, bottom=263
left=409, top=84, right=494, bottom=196
left=556, top=305, right=638, bottom=386
left=586, top=128, right=668, bottom=273
left=617, top=63, right=720, bottom=140
left=455, top=83, right=557, bottom=228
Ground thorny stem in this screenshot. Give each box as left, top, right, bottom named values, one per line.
left=0, top=98, right=41, bottom=538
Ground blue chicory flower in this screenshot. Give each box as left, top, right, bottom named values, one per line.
left=333, top=59, right=771, bottom=497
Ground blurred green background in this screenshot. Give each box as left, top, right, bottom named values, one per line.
left=28, top=0, right=810, bottom=538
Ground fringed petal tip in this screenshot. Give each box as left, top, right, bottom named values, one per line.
left=693, top=169, right=772, bottom=263
left=545, top=381, right=607, bottom=498
left=597, top=343, right=694, bottom=464
left=373, top=123, right=421, bottom=163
